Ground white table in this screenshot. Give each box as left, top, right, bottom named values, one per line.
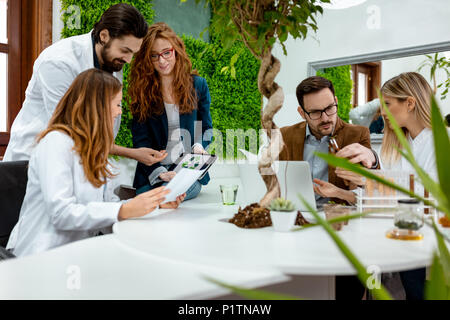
left=114, top=204, right=437, bottom=276
left=0, top=232, right=288, bottom=299
left=0, top=163, right=440, bottom=299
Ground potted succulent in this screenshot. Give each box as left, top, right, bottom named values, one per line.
left=269, top=197, right=297, bottom=232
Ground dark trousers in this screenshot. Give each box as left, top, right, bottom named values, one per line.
left=399, top=268, right=426, bottom=300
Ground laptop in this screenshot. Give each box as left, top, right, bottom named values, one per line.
left=238, top=161, right=317, bottom=212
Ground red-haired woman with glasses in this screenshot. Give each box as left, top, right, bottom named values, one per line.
left=128, top=22, right=213, bottom=199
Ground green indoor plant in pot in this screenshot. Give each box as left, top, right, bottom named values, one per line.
left=269, top=197, right=297, bottom=232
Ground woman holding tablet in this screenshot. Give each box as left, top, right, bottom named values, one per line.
left=128, top=22, right=213, bottom=199
left=7, top=69, right=184, bottom=257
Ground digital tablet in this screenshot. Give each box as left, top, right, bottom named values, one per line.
left=169, top=153, right=217, bottom=180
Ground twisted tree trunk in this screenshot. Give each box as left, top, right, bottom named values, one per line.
left=257, top=50, right=285, bottom=207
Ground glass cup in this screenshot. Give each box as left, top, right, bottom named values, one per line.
left=323, top=204, right=352, bottom=231
left=220, top=184, right=238, bottom=205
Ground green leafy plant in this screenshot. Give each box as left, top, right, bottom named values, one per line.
left=418, top=52, right=450, bottom=100
left=269, top=197, right=295, bottom=212
left=317, top=65, right=353, bottom=122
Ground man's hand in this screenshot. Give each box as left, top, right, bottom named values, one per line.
left=335, top=143, right=375, bottom=168
left=160, top=193, right=186, bottom=209
left=313, top=178, right=356, bottom=205
left=335, top=168, right=365, bottom=187
left=134, top=148, right=168, bottom=166
left=313, top=179, right=340, bottom=198
left=159, top=171, right=176, bottom=182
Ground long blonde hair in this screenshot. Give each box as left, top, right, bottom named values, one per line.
left=380, top=72, right=432, bottom=166
left=37, top=69, right=122, bottom=188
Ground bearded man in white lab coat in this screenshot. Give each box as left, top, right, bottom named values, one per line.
left=4, top=3, right=166, bottom=165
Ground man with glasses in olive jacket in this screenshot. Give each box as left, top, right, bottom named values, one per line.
left=279, top=75, right=380, bottom=207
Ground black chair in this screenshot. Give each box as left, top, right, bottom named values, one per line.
left=0, top=160, right=29, bottom=259
left=114, top=184, right=136, bottom=201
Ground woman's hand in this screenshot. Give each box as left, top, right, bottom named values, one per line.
left=159, top=171, right=176, bottom=182
left=135, top=148, right=168, bottom=166
left=160, top=193, right=186, bottom=209
left=118, top=186, right=170, bottom=221
left=192, top=144, right=208, bottom=155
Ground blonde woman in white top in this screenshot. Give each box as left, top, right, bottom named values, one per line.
left=336, top=72, right=435, bottom=300
left=379, top=72, right=436, bottom=300
left=7, top=69, right=184, bottom=257
left=380, top=72, right=436, bottom=178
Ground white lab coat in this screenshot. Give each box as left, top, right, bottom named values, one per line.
left=6, top=131, right=123, bottom=257
left=3, top=31, right=122, bottom=161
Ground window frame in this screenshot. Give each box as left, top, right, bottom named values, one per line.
left=0, top=0, right=53, bottom=158
left=351, top=62, right=381, bottom=108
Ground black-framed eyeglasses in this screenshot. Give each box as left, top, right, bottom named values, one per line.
left=150, top=48, right=175, bottom=62
left=303, top=103, right=338, bottom=120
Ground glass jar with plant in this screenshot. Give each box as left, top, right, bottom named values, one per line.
left=387, top=199, right=424, bottom=241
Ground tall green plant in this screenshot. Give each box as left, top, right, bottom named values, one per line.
left=418, top=53, right=450, bottom=100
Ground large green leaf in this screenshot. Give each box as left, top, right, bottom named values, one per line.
left=431, top=95, right=450, bottom=215
left=432, top=222, right=450, bottom=288
left=425, top=254, right=450, bottom=300
left=297, top=195, right=393, bottom=300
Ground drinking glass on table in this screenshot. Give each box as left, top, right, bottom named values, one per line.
left=220, top=184, right=238, bottom=205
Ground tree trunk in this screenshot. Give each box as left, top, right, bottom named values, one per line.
left=257, top=50, right=285, bottom=208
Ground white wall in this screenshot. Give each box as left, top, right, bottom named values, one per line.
left=272, top=0, right=450, bottom=127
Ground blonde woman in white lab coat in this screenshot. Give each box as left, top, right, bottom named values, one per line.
left=7, top=69, right=185, bottom=257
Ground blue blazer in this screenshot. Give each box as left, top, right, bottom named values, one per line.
left=132, top=75, right=213, bottom=190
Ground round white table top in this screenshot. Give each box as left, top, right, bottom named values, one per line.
left=113, top=202, right=438, bottom=276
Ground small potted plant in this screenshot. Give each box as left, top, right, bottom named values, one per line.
left=269, top=197, right=297, bottom=232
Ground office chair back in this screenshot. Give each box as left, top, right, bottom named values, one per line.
left=0, top=160, right=29, bottom=248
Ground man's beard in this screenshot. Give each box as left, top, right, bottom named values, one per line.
left=100, top=41, right=126, bottom=73
left=317, top=121, right=334, bottom=136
